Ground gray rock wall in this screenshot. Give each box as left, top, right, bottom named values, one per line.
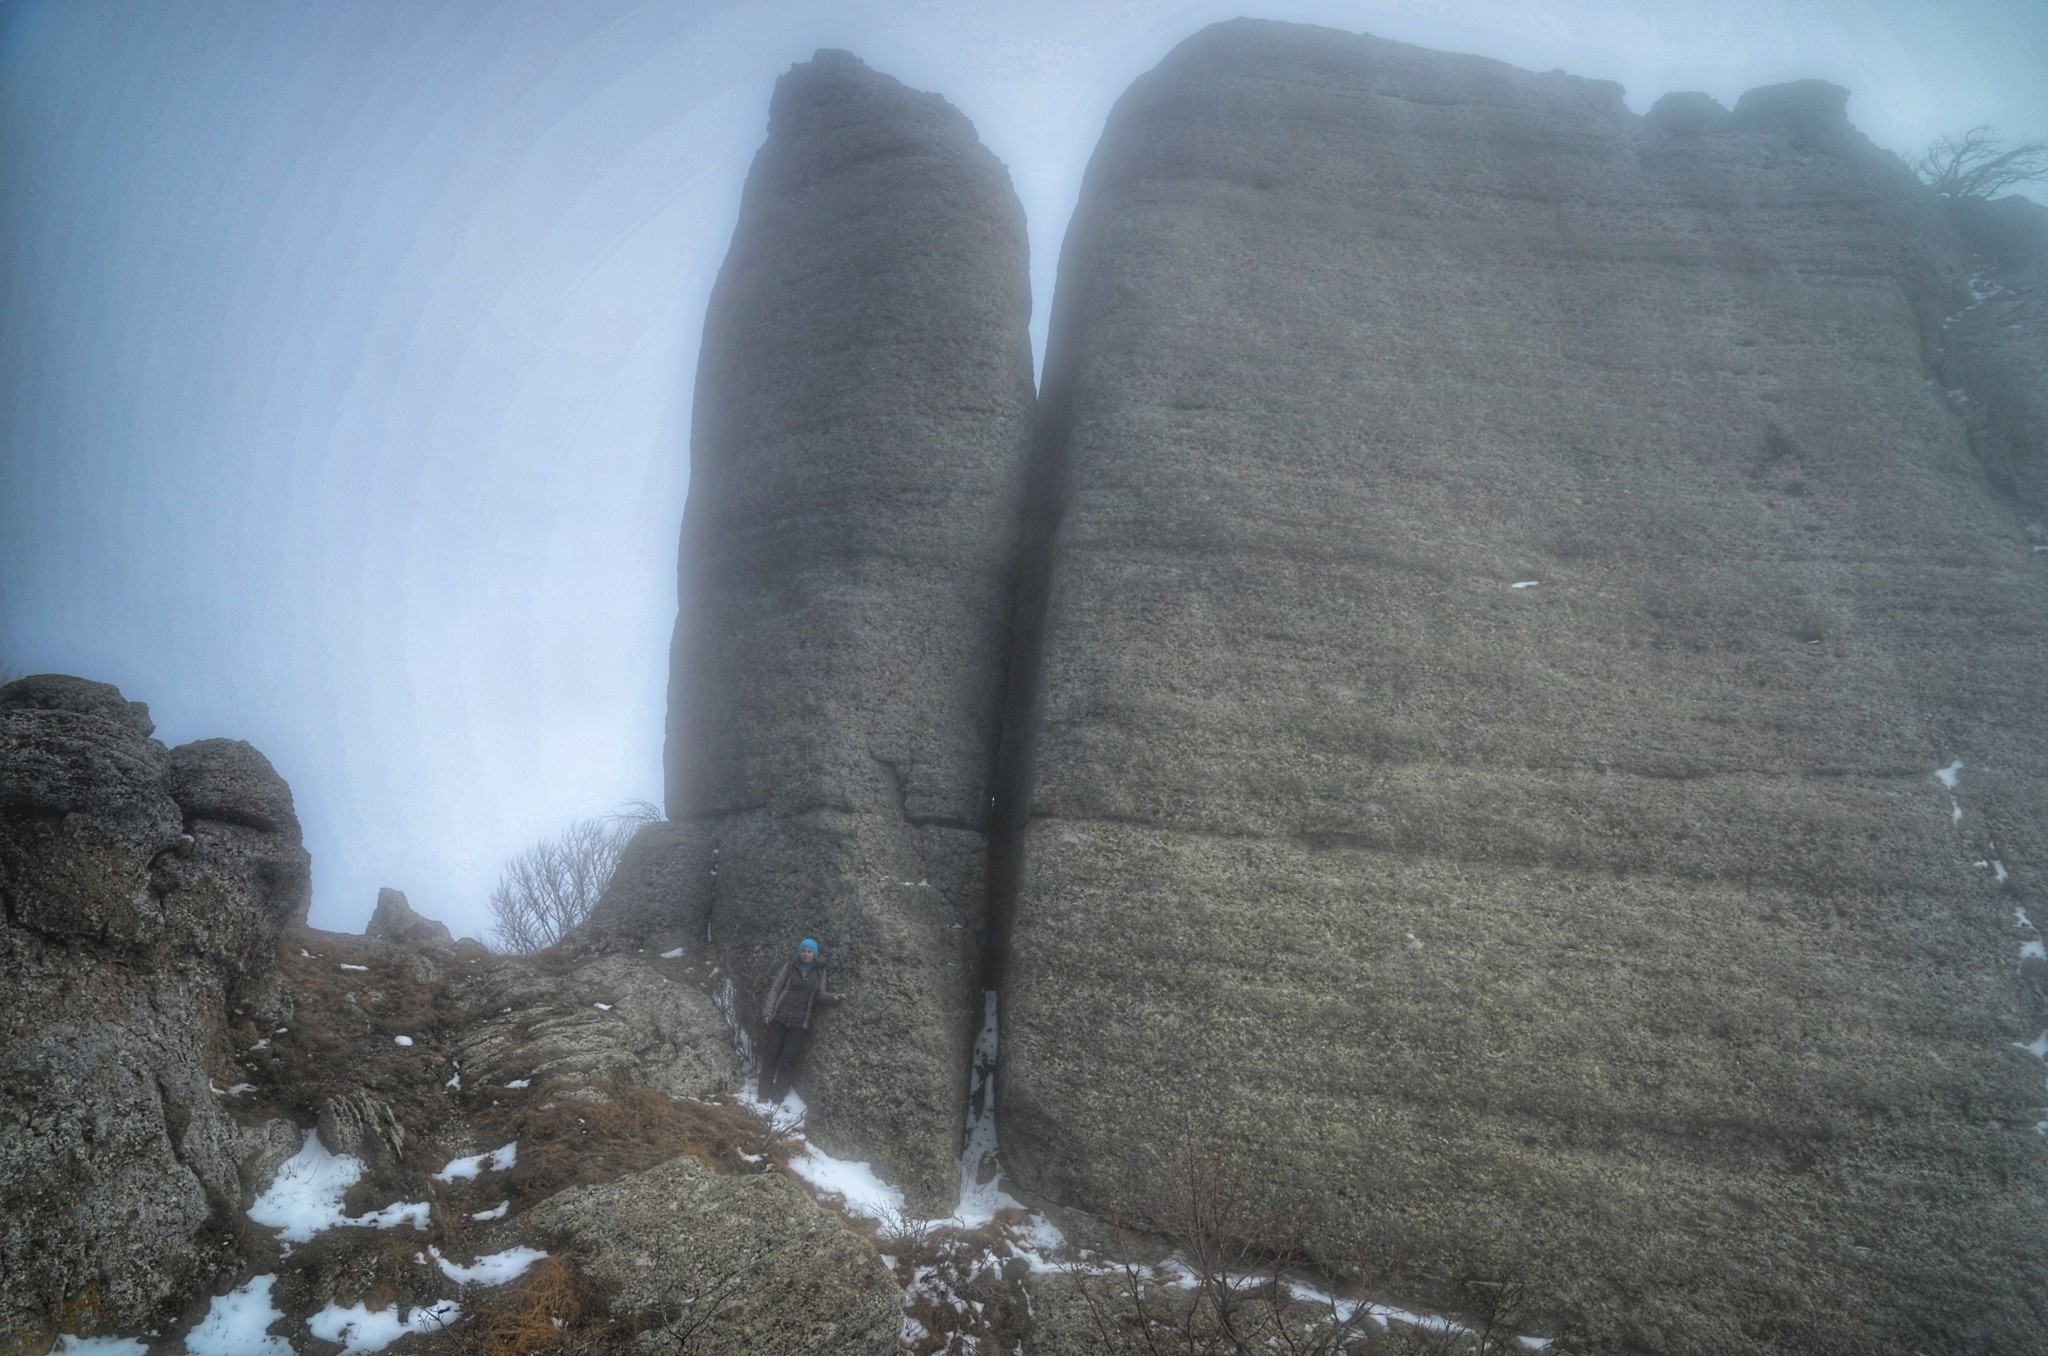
left=1000, top=21, right=2048, bottom=1353
left=0, top=676, right=310, bottom=1344
left=662, top=51, right=1037, bottom=1207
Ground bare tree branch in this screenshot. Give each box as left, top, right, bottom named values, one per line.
left=489, top=802, right=661, bottom=952
left=1917, top=125, right=2048, bottom=200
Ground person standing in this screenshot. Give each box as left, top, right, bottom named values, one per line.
left=757, top=937, right=845, bottom=1104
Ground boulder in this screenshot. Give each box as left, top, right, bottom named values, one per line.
left=365, top=886, right=456, bottom=948
left=523, top=1154, right=901, bottom=1355
left=661, top=49, right=1037, bottom=1207
left=1000, top=20, right=2048, bottom=1353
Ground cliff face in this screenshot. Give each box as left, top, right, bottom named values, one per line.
left=657, top=51, right=1038, bottom=1206
left=1, top=677, right=311, bottom=1339
left=998, top=20, right=2048, bottom=1353
left=642, top=20, right=2048, bottom=1351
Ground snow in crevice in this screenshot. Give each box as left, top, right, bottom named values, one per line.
left=247, top=1131, right=430, bottom=1248
left=184, top=1274, right=290, bottom=1355
left=433, top=1142, right=517, bottom=1182
left=305, top=1300, right=461, bottom=1353
left=428, top=1244, right=547, bottom=1286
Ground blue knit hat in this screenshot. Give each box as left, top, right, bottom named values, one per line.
left=798, top=938, right=820, bottom=957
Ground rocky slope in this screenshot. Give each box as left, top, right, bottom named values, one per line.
left=1000, top=20, right=2048, bottom=1354
left=640, top=48, right=1039, bottom=1212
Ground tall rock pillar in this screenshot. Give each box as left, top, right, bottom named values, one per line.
left=664, top=51, right=1035, bottom=1207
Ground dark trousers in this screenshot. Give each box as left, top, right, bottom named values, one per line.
left=758, top=1019, right=809, bottom=1102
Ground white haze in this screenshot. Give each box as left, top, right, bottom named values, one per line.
left=3, top=0, right=2043, bottom=941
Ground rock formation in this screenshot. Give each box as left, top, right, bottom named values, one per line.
left=365, top=886, right=457, bottom=949
left=635, top=20, right=2048, bottom=1354
left=997, top=21, right=2048, bottom=1353
left=1, top=676, right=310, bottom=1343
left=648, top=48, right=1039, bottom=1206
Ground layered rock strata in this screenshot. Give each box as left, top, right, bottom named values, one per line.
left=656, top=51, right=1037, bottom=1205
left=0, top=676, right=310, bottom=1343
left=999, top=22, right=2048, bottom=1354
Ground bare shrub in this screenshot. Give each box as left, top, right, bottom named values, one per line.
left=488, top=802, right=660, bottom=953
left=1918, top=126, right=2048, bottom=200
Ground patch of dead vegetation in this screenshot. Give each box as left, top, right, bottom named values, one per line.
left=472, top=1082, right=771, bottom=1210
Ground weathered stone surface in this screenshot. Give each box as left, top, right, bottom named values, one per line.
left=165, top=737, right=300, bottom=836
left=582, top=818, right=715, bottom=948
left=0, top=678, right=313, bottom=1346
left=454, top=954, right=737, bottom=1102
left=524, top=1154, right=901, bottom=1355
left=365, top=886, right=456, bottom=948
left=316, top=1090, right=407, bottom=1169
left=663, top=50, right=1037, bottom=1206
left=1001, top=21, right=2048, bottom=1353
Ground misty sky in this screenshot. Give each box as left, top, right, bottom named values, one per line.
left=4, top=0, right=2044, bottom=943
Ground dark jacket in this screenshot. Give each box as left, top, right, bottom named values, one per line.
left=762, top=959, right=836, bottom=1029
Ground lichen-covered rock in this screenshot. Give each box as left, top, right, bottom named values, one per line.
left=523, top=1154, right=901, bottom=1355
left=454, top=954, right=737, bottom=1102
left=0, top=676, right=309, bottom=1346
left=1002, top=20, right=2048, bottom=1353
left=582, top=818, right=714, bottom=948
left=365, top=886, right=456, bottom=948
left=661, top=49, right=1037, bottom=1206
left=165, top=737, right=300, bottom=836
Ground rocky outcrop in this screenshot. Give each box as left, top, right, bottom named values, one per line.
left=660, top=50, right=1038, bottom=1206
left=0, top=676, right=310, bottom=1347
left=365, top=886, right=457, bottom=948
left=1939, top=192, right=2048, bottom=514
left=995, top=20, right=2048, bottom=1353
left=524, top=1154, right=901, bottom=1354
left=453, top=953, right=737, bottom=1101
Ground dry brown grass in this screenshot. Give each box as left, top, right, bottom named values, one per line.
left=449, top=1257, right=620, bottom=1356
left=474, top=1083, right=766, bottom=1208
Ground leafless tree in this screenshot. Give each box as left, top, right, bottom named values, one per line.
left=488, top=801, right=660, bottom=952
left=1917, top=126, right=2048, bottom=200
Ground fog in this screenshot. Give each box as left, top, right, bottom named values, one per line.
left=4, top=0, right=2042, bottom=942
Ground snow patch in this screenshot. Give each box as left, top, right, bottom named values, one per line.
left=184, top=1274, right=289, bottom=1356
left=338, top=963, right=368, bottom=973
left=2016, top=1032, right=2048, bottom=1062
left=1934, top=760, right=1963, bottom=790
left=593, top=1002, right=612, bottom=1011
left=1511, top=579, right=1540, bottom=589
left=434, top=1142, right=518, bottom=1182
left=789, top=1143, right=906, bottom=1223
left=505, top=1079, right=530, bottom=1089
left=471, top=1201, right=511, bottom=1221
left=248, top=1131, right=430, bottom=1247
left=393, top=1035, right=413, bottom=1047
left=661, top=947, right=685, bottom=959
left=429, top=1245, right=547, bottom=1286
left=306, top=1300, right=461, bottom=1353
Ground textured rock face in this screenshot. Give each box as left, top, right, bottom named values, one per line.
left=0, top=676, right=310, bottom=1343
left=999, top=21, right=2048, bottom=1353
left=663, top=50, right=1037, bottom=1205
left=524, top=1155, right=902, bottom=1355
